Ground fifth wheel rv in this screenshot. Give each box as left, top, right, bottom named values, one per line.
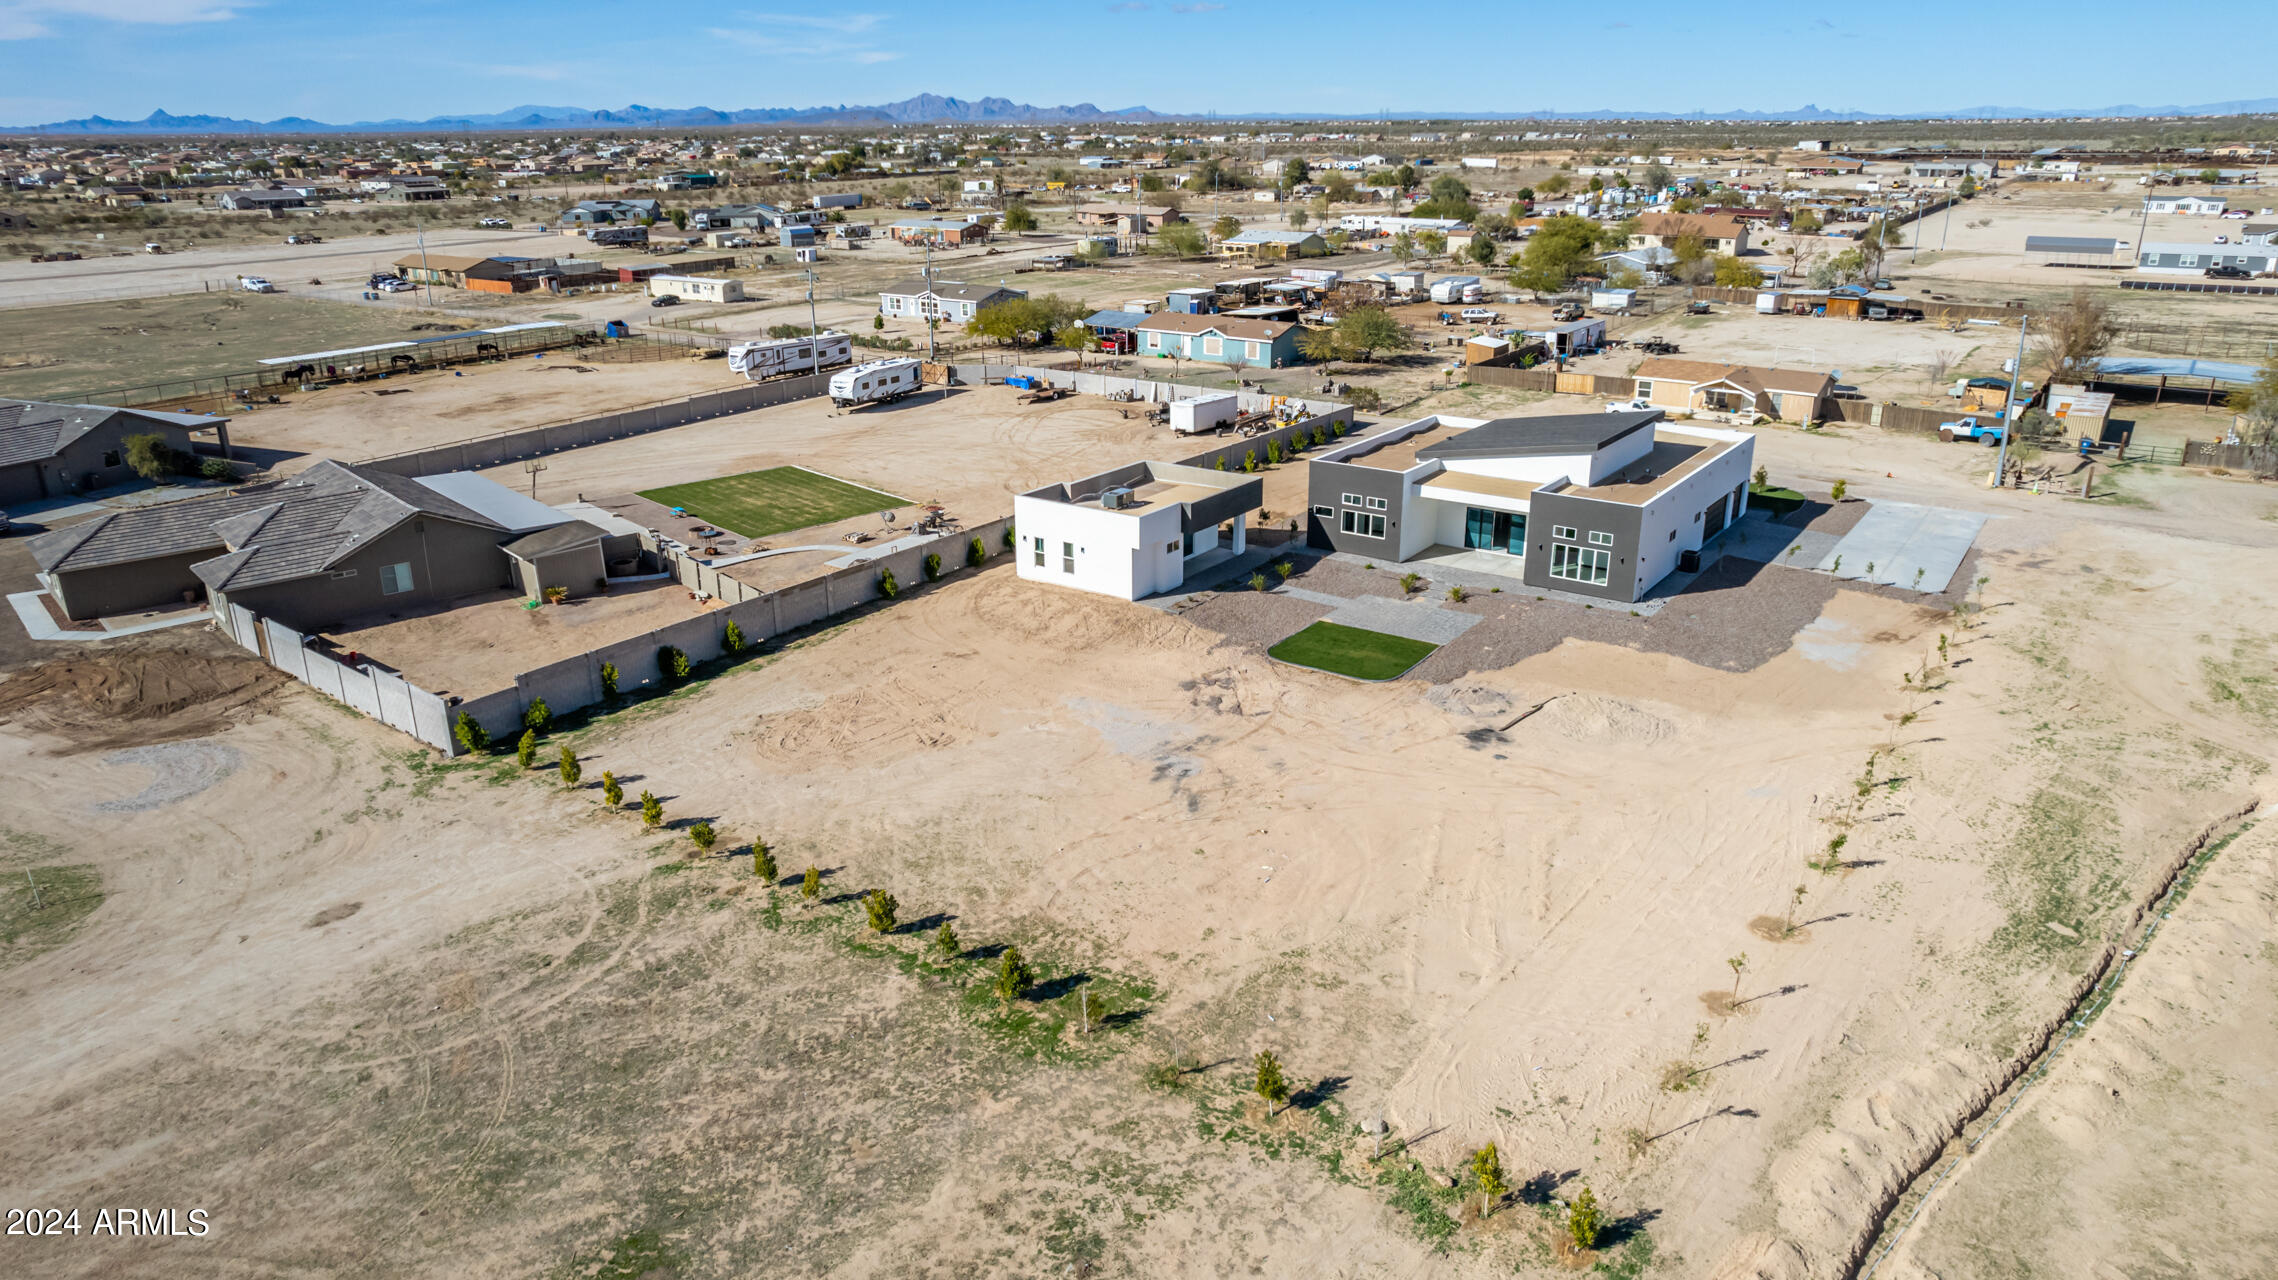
left=828, top=358, right=923, bottom=408
left=727, top=331, right=853, bottom=382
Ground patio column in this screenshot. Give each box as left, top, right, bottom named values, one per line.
left=1229, top=520, right=1246, bottom=555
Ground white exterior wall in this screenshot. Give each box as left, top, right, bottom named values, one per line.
left=1626, top=426, right=1757, bottom=596
left=648, top=275, right=745, bottom=303
left=1011, top=494, right=1185, bottom=601
left=1440, top=431, right=1653, bottom=487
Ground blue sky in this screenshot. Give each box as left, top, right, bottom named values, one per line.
left=0, top=0, right=2269, bottom=125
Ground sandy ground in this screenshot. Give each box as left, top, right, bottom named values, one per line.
left=1877, top=820, right=2278, bottom=1280
left=1, top=401, right=2274, bottom=1277
left=321, top=581, right=712, bottom=698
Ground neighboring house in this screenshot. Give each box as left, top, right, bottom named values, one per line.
left=391, top=252, right=555, bottom=291
left=216, top=189, right=307, bottom=212
left=1073, top=203, right=1182, bottom=231
left=2134, top=242, right=2278, bottom=275
left=0, top=398, right=223, bottom=506
left=1304, top=410, right=1757, bottom=604
left=377, top=179, right=448, bottom=203
left=688, top=203, right=779, bottom=230
left=1630, top=212, right=1750, bottom=255
left=1910, top=160, right=1997, bottom=180
left=1013, top=461, right=1263, bottom=600
left=1220, top=228, right=1327, bottom=260
left=558, top=198, right=661, bottom=225
left=2142, top=194, right=2226, bottom=216
left=1078, top=308, right=1150, bottom=353
left=26, top=460, right=611, bottom=625
left=888, top=217, right=989, bottom=247
left=876, top=278, right=1024, bottom=324
left=1338, top=213, right=1468, bottom=236
left=1134, top=313, right=1300, bottom=369
left=647, top=274, right=746, bottom=304
left=0, top=210, right=32, bottom=230
left=2240, top=222, right=2278, bottom=246
left=1597, top=246, right=1679, bottom=282
left=1630, top=358, right=1835, bottom=421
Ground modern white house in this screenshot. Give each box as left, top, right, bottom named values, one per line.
left=1013, top=461, right=1264, bottom=600
left=1305, top=410, right=1757, bottom=603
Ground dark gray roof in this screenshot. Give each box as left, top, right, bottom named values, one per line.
left=0, top=398, right=204, bottom=471
left=2025, top=236, right=2116, bottom=256
left=1420, top=412, right=1661, bottom=461
left=501, top=520, right=607, bottom=559
left=878, top=278, right=1019, bottom=302
left=29, top=459, right=506, bottom=592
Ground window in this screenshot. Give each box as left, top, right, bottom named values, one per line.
left=1548, top=544, right=1610, bottom=586
left=1203, top=335, right=1223, bottom=356
left=102, top=450, right=121, bottom=468
left=1341, top=492, right=1364, bottom=507
left=2179, top=255, right=2197, bottom=268
left=1365, top=496, right=1387, bottom=511
left=1340, top=510, right=1386, bottom=539
left=1062, top=541, right=1075, bottom=574
left=1032, top=535, right=1045, bottom=568
left=1311, top=504, right=1334, bottom=518
left=1166, top=541, right=1179, bottom=554
left=1588, top=531, right=1613, bottom=547
left=379, top=561, right=414, bottom=595
left=1551, top=525, right=1577, bottom=540
left=1248, top=341, right=1262, bottom=360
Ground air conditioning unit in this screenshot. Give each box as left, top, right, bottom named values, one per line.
left=1100, top=487, right=1133, bottom=509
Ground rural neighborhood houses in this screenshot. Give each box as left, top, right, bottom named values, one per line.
left=1629, top=211, right=1751, bottom=255
left=1134, top=313, right=1300, bottom=369
left=0, top=398, right=229, bottom=505
left=1013, top=460, right=1263, bottom=601
left=1629, top=358, right=1837, bottom=422
left=877, top=278, right=1025, bottom=324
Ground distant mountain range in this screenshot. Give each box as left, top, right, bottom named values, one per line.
left=9, top=94, right=2278, bottom=135
left=3, top=97, right=1164, bottom=135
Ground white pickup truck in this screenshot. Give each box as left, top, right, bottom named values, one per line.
left=238, top=275, right=277, bottom=293
left=1604, top=396, right=1653, bottom=414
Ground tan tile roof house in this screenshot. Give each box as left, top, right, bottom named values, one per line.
left=1630, top=212, right=1752, bottom=255
left=1632, top=358, right=1833, bottom=421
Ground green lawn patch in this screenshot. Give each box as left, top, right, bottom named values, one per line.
left=1268, top=621, right=1439, bottom=681
left=1, top=864, right=104, bottom=970
left=1748, top=483, right=1807, bottom=517
left=638, top=466, right=906, bottom=539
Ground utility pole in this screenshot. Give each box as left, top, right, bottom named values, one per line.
left=415, top=216, right=434, bottom=310
left=804, top=265, right=819, bottom=338
left=923, top=240, right=936, bottom=362
left=1992, top=315, right=2030, bottom=486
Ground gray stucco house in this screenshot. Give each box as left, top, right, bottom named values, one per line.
left=28, top=460, right=627, bottom=625
left=0, top=398, right=229, bottom=506
left=1306, top=410, right=1757, bottom=603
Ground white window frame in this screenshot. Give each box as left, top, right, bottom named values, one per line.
left=1032, top=535, right=1045, bottom=568
left=1588, top=531, right=1613, bottom=546
left=379, top=561, right=414, bottom=595
left=1365, top=496, right=1387, bottom=511
left=1339, top=510, right=1386, bottom=538
left=1551, top=524, right=1577, bottom=540
left=1341, top=492, right=1364, bottom=507
left=1548, top=544, right=1610, bottom=586
left=1062, top=541, right=1076, bottom=574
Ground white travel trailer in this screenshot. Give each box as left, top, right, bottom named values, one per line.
left=727, top=331, right=853, bottom=382
left=828, top=358, right=923, bottom=408
left=1169, top=393, right=1239, bottom=434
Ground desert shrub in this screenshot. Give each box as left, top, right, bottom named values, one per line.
left=599, top=661, right=619, bottom=698
left=967, top=536, right=986, bottom=568
left=863, top=889, right=899, bottom=933
left=689, top=822, right=717, bottom=855
left=515, top=729, right=537, bottom=768
left=923, top=552, right=942, bottom=581
left=557, top=745, right=580, bottom=786
left=879, top=566, right=899, bottom=598
left=601, top=770, right=622, bottom=807
left=640, top=790, right=664, bottom=829
left=659, top=645, right=690, bottom=681
left=453, top=712, right=489, bottom=755
left=522, top=697, right=551, bottom=733
left=722, top=620, right=745, bottom=654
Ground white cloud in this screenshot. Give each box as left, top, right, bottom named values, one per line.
left=0, top=0, right=246, bottom=38
left=704, top=21, right=899, bottom=63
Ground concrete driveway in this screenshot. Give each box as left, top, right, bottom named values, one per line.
left=1814, top=501, right=1988, bottom=593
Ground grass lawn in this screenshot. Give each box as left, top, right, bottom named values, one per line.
left=1267, top=621, right=1439, bottom=681
left=1748, top=483, right=1808, bottom=517
left=638, top=466, right=907, bottom=539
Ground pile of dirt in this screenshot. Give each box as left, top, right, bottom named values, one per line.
left=1525, top=693, right=1677, bottom=745
left=0, top=652, right=282, bottom=752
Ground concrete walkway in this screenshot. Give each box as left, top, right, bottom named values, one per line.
left=1316, top=592, right=1482, bottom=645
left=8, top=590, right=211, bottom=643
left=1329, top=551, right=1669, bottom=616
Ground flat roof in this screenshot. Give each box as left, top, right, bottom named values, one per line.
left=1419, top=411, right=1656, bottom=462
left=1339, top=421, right=1463, bottom=471
left=1128, top=479, right=1224, bottom=510
left=1568, top=431, right=1740, bottom=503
left=1421, top=472, right=1541, bottom=504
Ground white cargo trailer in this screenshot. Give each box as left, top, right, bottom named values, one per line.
left=829, top=358, right=923, bottom=408
left=1169, top=393, right=1240, bottom=435
left=727, top=331, right=853, bottom=382
left=1429, top=275, right=1481, bottom=303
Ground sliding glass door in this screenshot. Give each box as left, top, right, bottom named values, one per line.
left=1464, top=508, right=1528, bottom=556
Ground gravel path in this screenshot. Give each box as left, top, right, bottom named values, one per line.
left=93, top=741, right=243, bottom=813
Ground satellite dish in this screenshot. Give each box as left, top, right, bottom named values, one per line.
left=879, top=510, right=897, bottom=525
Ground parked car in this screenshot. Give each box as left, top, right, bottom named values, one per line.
left=1459, top=307, right=1499, bottom=323
left=238, top=275, right=277, bottom=293
left=1604, top=396, right=1654, bottom=414
left=2213, top=235, right=2230, bottom=245
left=1872, top=278, right=1895, bottom=290
left=2220, top=209, right=2249, bottom=219
left=649, top=294, right=680, bottom=308
left=377, top=278, right=415, bottom=293
left=1550, top=302, right=1584, bottom=322
left=478, top=217, right=511, bottom=228
left=2205, top=264, right=2252, bottom=279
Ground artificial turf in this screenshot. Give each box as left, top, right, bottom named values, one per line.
left=1267, top=621, right=1439, bottom=681
left=638, top=466, right=907, bottom=539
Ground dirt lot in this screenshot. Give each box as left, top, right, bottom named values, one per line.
left=0, top=292, right=479, bottom=403
left=3, top=399, right=2276, bottom=1278
left=319, top=580, right=712, bottom=697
